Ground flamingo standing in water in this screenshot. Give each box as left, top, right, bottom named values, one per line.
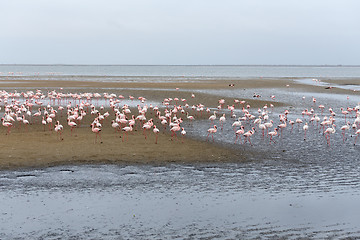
left=232, top=119, right=242, bottom=131
left=234, top=126, right=244, bottom=144
left=340, top=123, right=350, bottom=143
left=354, top=129, right=360, bottom=145
left=243, top=127, right=255, bottom=145
left=277, top=121, right=287, bottom=138
left=209, top=111, right=216, bottom=125
left=206, top=125, right=217, bottom=142
left=303, top=123, right=309, bottom=140
left=268, top=128, right=278, bottom=144
left=219, top=113, right=226, bottom=130
left=324, top=124, right=336, bottom=146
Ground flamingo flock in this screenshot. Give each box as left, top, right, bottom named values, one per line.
left=0, top=89, right=360, bottom=148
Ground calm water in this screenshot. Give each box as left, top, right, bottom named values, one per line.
left=1, top=66, right=360, bottom=239
left=1, top=64, right=360, bottom=78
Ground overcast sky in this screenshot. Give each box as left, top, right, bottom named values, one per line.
left=1, top=0, right=359, bottom=65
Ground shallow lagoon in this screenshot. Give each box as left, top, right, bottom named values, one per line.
left=1, top=163, right=360, bottom=239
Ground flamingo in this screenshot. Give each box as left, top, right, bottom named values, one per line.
left=209, top=111, right=216, bottom=125
left=243, top=128, right=255, bottom=145
left=153, top=125, right=160, bottom=144
left=142, top=121, right=152, bottom=140
left=2, top=118, right=13, bottom=135
left=277, top=121, right=287, bottom=138
left=91, top=122, right=102, bottom=143
left=181, top=127, right=186, bottom=143
left=54, top=121, right=63, bottom=140
left=303, top=123, right=309, bottom=140
left=170, top=124, right=181, bottom=141
left=354, top=129, right=360, bottom=145
left=67, top=119, right=77, bottom=136
left=186, top=112, right=195, bottom=123
left=122, top=125, right=133, bottom=142
left=207, top=125, right=217, bottom=142
left=41, top=116, right=47, bottom=131
left=111, top=120, right=120, bottom=133
left=324, top=124, right=336, bottom=146
left=234, top=126, right=244, bottom=144
left=340, top=107, right=349, bottom=122
left=46, top=114, right=53, bottom=131
left=22, top=115, right=30, bottom=132
left=340, top=123, right=350, bottom=143
left=268, top=128, right=278, bottom=144
left=264, top=120, right=273, bottom=136
left=219, top=113, right=226, bottom=130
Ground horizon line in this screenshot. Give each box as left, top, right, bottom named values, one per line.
left=1, top=64, right=360, bottom=67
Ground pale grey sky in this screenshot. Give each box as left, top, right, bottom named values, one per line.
left=1, top=0, right=359, bottom=65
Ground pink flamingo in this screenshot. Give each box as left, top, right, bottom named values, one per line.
left=2, top=118, right=13, bottom=135
left=67, top=119, right=77, bottom=136
left=142, top=121, right=152, bottom=140
left=22, top=115, right=30, bottom=132
left=268, top=128, right=278, bottom=144
left=341, top=108, right=349, bottom=123
left=324, top=124, right=336, bottom=146
left=91, top=122, right=102, bottom=143
left=170, top=124, right=181, bottom=141
left=340, top=123, right=350, bottom=143
left=42, top=116, right=47, bottom=131
left=278, top=121, right=287, bottom=138
left=46, top=114, right=53, bottom=131
left=243, top=128, right=255, bottom=145
left=181, top=127, right=186, bottom=143
left=354, top=129, right=360, bottom=145
left=207, top=125, right=217, bottom=142
left=111, top=120, right=120, bottom=133
left=153, top=125, right=160, bottom=144
left=232, top=119, right=242, bottom=131
left=219, top=113, right=226, bottom=130
left=122, top=125, right=133, bottom=142
left=209, top=111, right=216, bottom=125
left=54, top=121, right=63, bottom=140
left=234, top=126, right=244, bottom=144
left=303, top=123, right=309, bottom=140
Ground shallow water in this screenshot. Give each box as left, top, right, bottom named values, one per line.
left=2, top=64, right=360, bottom=78
left=1, top=162, right=360, bottom=239
left=1, top=70, right=360, bottom=238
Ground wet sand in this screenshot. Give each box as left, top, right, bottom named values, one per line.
left=0, top=77, right=359, bottom=169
